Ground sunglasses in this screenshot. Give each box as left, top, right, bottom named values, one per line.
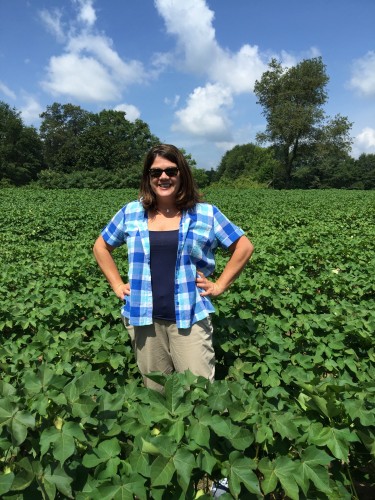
left=149, top=167, right=179, bottom=178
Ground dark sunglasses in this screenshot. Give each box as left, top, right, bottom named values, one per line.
left=149, top=167, right=179, bottom=178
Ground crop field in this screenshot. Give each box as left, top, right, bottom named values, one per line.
left=0, top=187, right=374, bottom=499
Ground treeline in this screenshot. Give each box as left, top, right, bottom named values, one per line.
left=1, top=55, right=375, bottom=191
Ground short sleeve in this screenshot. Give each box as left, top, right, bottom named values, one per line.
left=213, top=205, right=244, bottom=249
left=101, top=207, right=127, bottom=247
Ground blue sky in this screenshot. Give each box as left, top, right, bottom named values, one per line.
left=1, top=0, right=375, bottom=169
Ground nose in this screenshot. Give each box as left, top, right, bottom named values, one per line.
left=159, top=170, right=169, bottom=179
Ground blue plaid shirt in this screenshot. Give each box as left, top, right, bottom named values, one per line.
left=101, top=201, right=244, bottom=328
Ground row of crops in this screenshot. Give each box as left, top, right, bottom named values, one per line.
left=0, top=187, right=374, bottom=499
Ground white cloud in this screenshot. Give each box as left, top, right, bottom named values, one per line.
left=0, top=81, right=16, bottom=99
left=40, top=2, right=145, bottom=103
left=41, top=53, right=120, bottom=101
left=75, top=0, right=96, bottom=26
left=349, top=51, right=375, bottom=97
left=20, top=96, right=43, bottom=125
left=39, top=8, right=65, bottom=42
left=210, top=44, right=266, bottom=94
left=67, top=34, right=145, bottom=84
left=114, top=103, right=141, bottom=122
left=354, top=127, right=375, bottom=155
left=172, top=83, right=233, bottom=141
left=155, top=0, right=265, bottom=93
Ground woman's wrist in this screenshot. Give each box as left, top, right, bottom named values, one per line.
left=113, top=282, right=124, bottom=291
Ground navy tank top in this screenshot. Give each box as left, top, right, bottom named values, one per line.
left=149, top=230, right=179, bottom=321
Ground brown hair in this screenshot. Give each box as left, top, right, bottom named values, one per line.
left=139, top=144, right=202, bottom=210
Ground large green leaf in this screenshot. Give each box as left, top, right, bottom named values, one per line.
left=308, top=423, right=359, bottom=462
left=173, top=447, right=196, bottom=489
left=0, top=400, right=35, bottom=446
left=259, top=455, right=299, bottom=500
left=227, top=452, right=261, bottom=497
left=294, top=446, right=332, bottom=495
left=150, top=455, right=175, bottom=487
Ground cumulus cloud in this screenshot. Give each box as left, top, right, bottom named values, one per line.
left=172, top=83, right=233, bottom=141
left=114, top=103, right=141, bottom=122
left=354, top=127, right=375, bottom=154
left=42, top=53, right=121, bottom=101
left=20, top=96, right=44, bottom=125
left=155, top=0, right=265, bottom=139
left=349, top=51, right=375, bottom=97
left=155, top=0, right=321, bottom=141
left=0, top=81, right=16, bottom=100
left=155, top=0, right=265, bottom=91
left=75, top=0, right=96, bottom=26
left=40, top=1, right=145, bottom=103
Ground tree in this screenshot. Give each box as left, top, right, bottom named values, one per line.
left=39, top=103, right=95, bottom=172
left=254, top=57, right=352, bottom=188
left=353, top=153, right=375, bottom=189
left=77, top=110, right=160, bottom=171
left=0, top=101, right=43, bottom=185
left=216, top=143, right=278, bottom=185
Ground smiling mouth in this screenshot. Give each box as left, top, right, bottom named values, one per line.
left=158, top=182, right=172, bottom=188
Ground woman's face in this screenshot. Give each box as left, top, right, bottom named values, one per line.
left=149, top=155, right=181, bottom=205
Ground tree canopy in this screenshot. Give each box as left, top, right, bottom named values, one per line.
left=0, top=101, right=43, bottom=186
left=254, top=57, right=354, bottom=188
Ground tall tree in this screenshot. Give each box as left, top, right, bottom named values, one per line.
left=254, top=57, right=352, bottom=188
left=0, top=101, right=43, bottom=185
left=39, top=103, right=95, bottom=172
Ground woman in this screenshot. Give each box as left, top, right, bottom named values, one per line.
left=93, top=144, right=254, bottom=391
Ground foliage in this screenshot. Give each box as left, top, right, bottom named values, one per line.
left=216, top=143, right=278, bottom=185
left=36, top=166, right=142, bottom=189
left=354, top=153, right=375, bottom=189
left=0, top=188, right=374, bottom=498
left=254, top=58, right=353, bottom=188
left=39, top=103, right=160, bottom=177
left=0, top=101, right=44, bottom=185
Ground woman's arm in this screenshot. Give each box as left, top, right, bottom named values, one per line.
left=196, top=235, right=254, bottom=297
left=93, top=235, right=130, bottom=299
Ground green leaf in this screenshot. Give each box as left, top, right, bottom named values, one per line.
left=308, top=423, right=359, bottom=462
left=258, top=457, right=278, bottom=495
left=83, top=438, right=121, bottom=467
left=259, top=455, right=299, bottom=500
left=294, top=446, right=332, bottom=495
left=188, top=421, right=210, bottom=447
left=0, top=400, right=35, bottom=446
left=227, top=452, right=261, bottom=497
left=150, top=456, right=175, bottom=487
left=0, top=471, right=15, bottom=495
left=43, top=464, right=73, bottom=499
left=11, top=458, right=35, bottom=491
left=97, top=475, right=147, bottom=500
left=164, top=376, right=184, bottom=413
left=53, top=432, right=75, bottom=464
left=345, top=399, right=375, bottom=426
left=271, top=413, right=299, bottom=439
left=173, top=447, right=196, bottom=489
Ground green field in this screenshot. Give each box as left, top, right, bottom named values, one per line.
left=0, top=188, right=374, bottom=499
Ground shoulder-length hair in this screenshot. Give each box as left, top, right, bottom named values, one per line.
left=139, top=144, right=202, bottom=211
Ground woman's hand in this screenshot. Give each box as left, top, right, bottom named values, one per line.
left=196, top=271, right=225, bottom=298
left=113, top=282, right=131, bottom=300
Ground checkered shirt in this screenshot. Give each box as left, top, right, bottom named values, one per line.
left=101, top=201, right=244, bottom=328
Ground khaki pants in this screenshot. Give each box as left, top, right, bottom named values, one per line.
left=123, top=317, right=215, bottom=392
